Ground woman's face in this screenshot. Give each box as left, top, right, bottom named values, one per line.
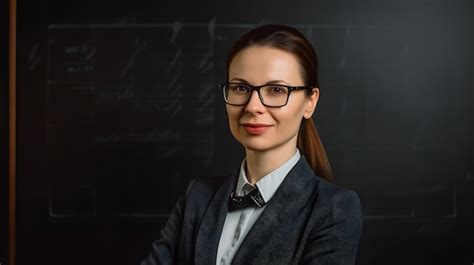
left=226, top=46, right=319, bottom=153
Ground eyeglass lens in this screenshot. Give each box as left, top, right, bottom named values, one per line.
left=224, top=83, right=289, bottom=107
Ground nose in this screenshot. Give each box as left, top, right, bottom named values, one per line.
left=244, top=90, right=265, bottom=113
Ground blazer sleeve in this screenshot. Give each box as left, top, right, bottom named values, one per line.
left=141, top=178, right=197, bottom=265
left=300, top=190, right=363, bottom=265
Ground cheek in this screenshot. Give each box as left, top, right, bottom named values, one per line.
left=226, top=107, right=240, bottom=129
left=278, top=115, right=302, bottom=134
left=274, top=105, right=305, bottom=130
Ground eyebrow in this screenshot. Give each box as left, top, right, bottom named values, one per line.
left=230, top=78, right=290, bottom=85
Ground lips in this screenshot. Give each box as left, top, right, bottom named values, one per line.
left=241, top=123, right=272, bottom=135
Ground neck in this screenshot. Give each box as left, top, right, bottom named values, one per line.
left=244, top=138, right=298, bottom=185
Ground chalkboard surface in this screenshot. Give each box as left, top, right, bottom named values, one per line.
left=46, top=24, right=228, bottom=218
left=15, top=0, right=474, bottom=264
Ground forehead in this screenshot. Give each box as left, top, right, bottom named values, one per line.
left=228, top=46, right=303, bottom=84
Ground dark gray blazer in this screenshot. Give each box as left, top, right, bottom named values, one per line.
left=142, top=155, right=363, bottom=265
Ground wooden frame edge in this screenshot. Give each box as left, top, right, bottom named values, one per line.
left=8, top=0, right=17, bottom=264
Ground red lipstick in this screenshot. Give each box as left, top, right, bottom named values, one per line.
left=241, top=123, right=272, bottom=135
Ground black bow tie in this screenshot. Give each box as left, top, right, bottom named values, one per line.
left=228, top=186, right=266, bottom=212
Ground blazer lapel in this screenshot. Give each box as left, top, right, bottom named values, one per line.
left=194, top=170, right=238, bottom=265
left=231, top=155, right=319, bottom=264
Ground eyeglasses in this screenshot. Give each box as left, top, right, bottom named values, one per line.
left=220, top=82, right=312, bottom=107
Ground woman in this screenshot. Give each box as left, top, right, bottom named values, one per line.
left=142, top=24, right=362, bottom=265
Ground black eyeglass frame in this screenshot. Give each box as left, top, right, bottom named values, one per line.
left=220, top=82, right=313, bottom=107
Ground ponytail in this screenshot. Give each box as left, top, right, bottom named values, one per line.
left=297, top=118, right=333, bottom=182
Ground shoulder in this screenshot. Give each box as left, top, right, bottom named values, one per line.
left=284, top=154, right=362, bottom=224
left=297, top=176, right=363, bottom=263
left=314, top=177, right=361, bottom=215
left=292, top=155, right=361, bottom=215
left=308, top=176, right=363, bottom=240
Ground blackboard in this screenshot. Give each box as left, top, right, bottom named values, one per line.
left=14, top=0, right=474, bottom=264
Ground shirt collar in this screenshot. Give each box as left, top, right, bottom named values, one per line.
left=236, top=148, right=301, bottom=203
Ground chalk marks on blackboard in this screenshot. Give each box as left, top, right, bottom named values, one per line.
left=339, top=23, right=352, bottom=71
left=49, top=184, right=97, bottom=218
left=46, top=23, right=221, bottom=217
left=43, top=22, right=462, bottom=219
left=363, top=183, right=457, bottom=220
left=120, top=37, right=148, bottom=79
left=169, top=48, right=182, bottom=67
left=171, top=21, right=181, bottom=43
left=48, top=35, right=96, bottom=83
left=27, top=43, right=41, bottom=71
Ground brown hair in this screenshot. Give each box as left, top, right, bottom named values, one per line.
left=226, top=24, right=333, bottom=182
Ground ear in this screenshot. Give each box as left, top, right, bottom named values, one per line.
left=303, top=87, right=319, bottom=119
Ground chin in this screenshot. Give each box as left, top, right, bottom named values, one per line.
left=236, top=138, right=272, bottom=152
left=243, top=145, right=271, bottom=152
left=238, top=137, right=282, bottom=153
left=235, top=131, right=299, bottom=154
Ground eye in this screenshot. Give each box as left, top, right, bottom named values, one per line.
left=267, top=85, right=288, bottom=95
left=236, top=85, right=249, bottom=92
left=229, top=83, right=250, bottom=94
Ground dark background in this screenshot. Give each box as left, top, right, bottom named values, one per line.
left=6, top=0, right=474, bottom=264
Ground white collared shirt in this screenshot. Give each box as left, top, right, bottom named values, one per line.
left=216, top=149, right=301, bottom=265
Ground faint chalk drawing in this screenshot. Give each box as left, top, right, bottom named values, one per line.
left=28, top=43, right=41, bottom=71
left=170, top=21, right=182, bottom=43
